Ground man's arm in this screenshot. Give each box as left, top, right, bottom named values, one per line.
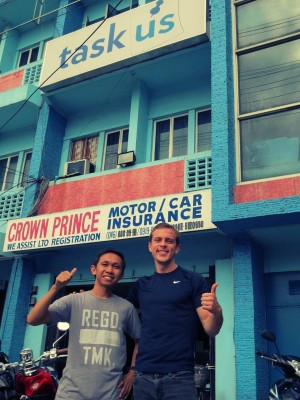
left=118, top=340, right=139, bottom=399
left=27, top=268, right=77, bottom=326
left=197, top=283, right=223, bottom=337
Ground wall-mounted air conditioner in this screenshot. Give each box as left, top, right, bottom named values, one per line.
left=64, top=159, right=95, bottom=177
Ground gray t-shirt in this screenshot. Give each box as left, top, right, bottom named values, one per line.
left=48, top=291, right=140, bottom=400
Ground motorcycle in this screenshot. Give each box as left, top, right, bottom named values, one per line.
left=194, top=364, right=211, bottom=400
left=0, top=323, right=68, bottom=400
left=0, top=344, right=18, bottom=400
left=257, top=330, right=300, bottom=400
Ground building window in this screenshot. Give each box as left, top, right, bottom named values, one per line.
left=103, top=128, right=129, bottom=171
left=18, top=46, right=39, bottom=67
left=235, top=0, right=300, bottom=182
left=86, top=16, right=104, bottom=26
left=71, top=136, right=99, bottom=165
left=196, top=110, right=211, bottom=153
left=154, top=115, right=188, bottom=160
left=0, top=156, right=18, bottom=191
left=21, top=152, right=32, bottom=187
left=0, top=153, right=32, bottom=191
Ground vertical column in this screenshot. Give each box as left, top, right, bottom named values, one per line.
left=23, top=103, right=66, bottom=217
left=55, top=0, right=84, bottom=37
left=215, top=259, right=235, bottom=400
left=129, top=80, right=150, bottom=163
left=211, top=0, right=235, bottom=216
left=0, top=23, right=19, bottom=73
left=0, top=258, right=34, bottom=360
left=233, top=236, right=269, bottom=399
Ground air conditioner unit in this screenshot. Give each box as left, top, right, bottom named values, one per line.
left=64, top=159, right=95, bottom=177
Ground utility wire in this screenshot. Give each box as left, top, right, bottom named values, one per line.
left=0, top=0, right=125, bottom=131
left=0, top=0, right=82, bottom=36
left=1, top=2, right=87, bottom=42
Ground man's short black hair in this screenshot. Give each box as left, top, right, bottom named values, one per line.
left=92, top=249, right=126, bottom=273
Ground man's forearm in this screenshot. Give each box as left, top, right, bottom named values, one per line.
left=197, top=306, right=223, bottom=337
left=202, top=311, right=223, bottom=337
left=27, top=284, right=60, bottom=326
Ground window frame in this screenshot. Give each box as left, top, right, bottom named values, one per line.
left=102, top=127, right=129, bottom=171
left=0, top=151, right=32, bottom=192
left=153, top=113, right=189, bottom=161
left=17, top=45, right=40, bottom=68
left=234, top=0, right=300, bottom=183
left=196, top=108, right=212, bottom=154
left=20, top=151, right=33, bottom=187
left=0, top=155, right=18, bottom=192
left=70, top=136, right=99, bottom=166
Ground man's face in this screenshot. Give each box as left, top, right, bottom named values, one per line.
left=148, top=228, right=180, bottom=265
left=90, top=252, right=123, bottom=287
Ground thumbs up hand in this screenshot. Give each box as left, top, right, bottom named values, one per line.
left=55, top=268, right=77, bottom=290
left=201, top=283, right=221, bottom=314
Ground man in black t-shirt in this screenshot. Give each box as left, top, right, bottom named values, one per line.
left=128, top=222, right=223, bottom=400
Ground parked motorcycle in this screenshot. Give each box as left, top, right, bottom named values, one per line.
left=257, top=330, right=300, bottom=399
left=0, top=347, right=18, bottom=400
left=0, top=341, right=17, bottom=400
left=0, top=323, right=68, bottom=400
left=194, top=364, right=210, bottom=400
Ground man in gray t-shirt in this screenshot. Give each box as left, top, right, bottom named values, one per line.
left=27, top=249, right=140, bottom=400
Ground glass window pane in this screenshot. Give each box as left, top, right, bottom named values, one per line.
left=173, top=115, right=188, bottom=157
left=21, top=153, right=32, bottom=186
left=155, top=120, right=170, bottom=160
left=5, top=156, right=18, bottom=190
left=197, top=110, right=211, bottom=152
left=104, top=132, right=120, bottom=171
left=71, top=140, right=86, bottom=161
left=236, top=0, right=300, bottom=48
left=132, top=0, right=139, bottom=9
left=30, top=46, right=39, bottom=63
left=121, top=129, right=129, bottom=153
left=0, top=159, right=7, bottom=191
left=240, top=108, right=300, bottom=181
left=238, top=40, right=300, bottom=114
left=86, top=137, right=99, bottom=165
left=19, top=51, right=29, bottom=67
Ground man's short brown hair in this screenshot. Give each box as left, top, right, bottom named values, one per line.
left=149, top=223, right=180, bottom=246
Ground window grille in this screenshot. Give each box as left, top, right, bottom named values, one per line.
left=0, top=191, right=25, bottom=220
left=185, top=156, right=212, bottom=191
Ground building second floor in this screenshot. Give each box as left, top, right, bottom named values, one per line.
left=0, top=0, right=300, bottom=241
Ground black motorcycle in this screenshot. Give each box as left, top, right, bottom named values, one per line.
left=257, top=330, right=300, bottom=400
left=0, top=344, right=18, bottom=400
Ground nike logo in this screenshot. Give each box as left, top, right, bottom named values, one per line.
left=173, top=281, right=181, bottom=284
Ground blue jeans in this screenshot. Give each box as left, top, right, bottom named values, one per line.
left=133, top=370, right=197, bottom=400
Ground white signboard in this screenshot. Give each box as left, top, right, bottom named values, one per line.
left=40, top=0, right=207, bottom=90
left=3, top=191, right=215, bottom=252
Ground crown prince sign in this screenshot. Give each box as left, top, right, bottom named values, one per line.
left=3, top=191, right=215, bottom=252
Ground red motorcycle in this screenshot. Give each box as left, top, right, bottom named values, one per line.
left=0, top=323, right=68, bottom=400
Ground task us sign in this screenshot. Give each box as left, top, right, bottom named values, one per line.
left=3, top=190, right=215, bottom=252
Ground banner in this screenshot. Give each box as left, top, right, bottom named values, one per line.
left=40, top=0, right=207, bottom=90
left=3, top=191, right=215, bottom=252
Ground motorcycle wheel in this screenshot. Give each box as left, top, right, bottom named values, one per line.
left=269, top=379, right=300, bottom=400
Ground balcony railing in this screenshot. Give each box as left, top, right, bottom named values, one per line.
left=0, top=60, right=42, bottom=92
left=23, top=61, right=43, bottom=85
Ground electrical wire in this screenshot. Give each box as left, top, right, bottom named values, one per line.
left=0, top=163, right=35, bottom=182
left=0, top=0, right=83, bottom=37
left=0, top=0, right=126, bottom=131
left=0, top=1, right=87, bottom=42
left=0, top=179, right=38, bottom=199
left=26, top=177, right=50, bottom=217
